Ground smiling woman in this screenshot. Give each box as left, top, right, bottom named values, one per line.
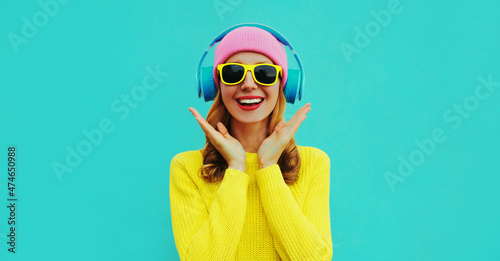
left=7, top=0, right=70, bottom=53
left=220, top=52, right=281, bottom=126
left=169, top=24, right=333, bottom=261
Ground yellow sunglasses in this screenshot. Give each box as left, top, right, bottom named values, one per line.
left=217, top=63, right=282, bottom=86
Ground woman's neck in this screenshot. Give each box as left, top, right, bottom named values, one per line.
left=230, top=118, right=269, bottom=153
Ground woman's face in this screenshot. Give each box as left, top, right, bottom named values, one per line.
left=220, top=51, right=281, bottom=124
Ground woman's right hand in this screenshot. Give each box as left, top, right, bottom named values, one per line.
left=188, top=107, right=246, bottom=172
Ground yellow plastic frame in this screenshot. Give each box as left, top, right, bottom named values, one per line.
left=217, top=63, right=282, bottom=86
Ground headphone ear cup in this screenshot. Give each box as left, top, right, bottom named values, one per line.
left=201, top=66, right=217, bottom=102
left=284, top=69, right=300, bottom=104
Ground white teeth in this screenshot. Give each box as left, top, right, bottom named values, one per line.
left=238, top=98, right=263, bottom=104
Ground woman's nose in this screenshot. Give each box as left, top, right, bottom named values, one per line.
left=240, top=71, right=258, bottom=90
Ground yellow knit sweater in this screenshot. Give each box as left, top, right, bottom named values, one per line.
left=169, top=145, right=333, bottom=261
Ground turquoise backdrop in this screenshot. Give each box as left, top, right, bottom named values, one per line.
left=1, top=0, right=499, bottom=260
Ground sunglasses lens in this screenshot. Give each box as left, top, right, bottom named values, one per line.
left=221, top=64, right=244, bottom=84
left=254, top=65, right=277, bottom=85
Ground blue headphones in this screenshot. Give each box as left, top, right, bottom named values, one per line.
left=196, top=23, right=305, bottom=104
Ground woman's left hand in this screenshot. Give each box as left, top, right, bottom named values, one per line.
left=257, top=103, right=311, bottom=169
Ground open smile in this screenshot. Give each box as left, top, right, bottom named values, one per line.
left=236, top=96, right=264, bottom=111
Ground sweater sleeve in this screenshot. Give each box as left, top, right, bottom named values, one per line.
left=169, top=154, right=250, bottom=261
left=255, top=152, right=333, bottom=261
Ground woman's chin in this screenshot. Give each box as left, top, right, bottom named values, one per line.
left=232, top=115, right=269, bottom=125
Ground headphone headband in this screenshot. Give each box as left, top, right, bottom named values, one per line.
left=210, top=23, right=294, bottom=49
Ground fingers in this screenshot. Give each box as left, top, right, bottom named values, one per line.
left=217, top=122, right=231, bottom=138
left=189, top=107, right=218, bottom=137
left=266, top=104, right=310, bottom=155
left=189, top=103, right=310, bottom=144
left=188, top=107, right=205, bottom=122
left=292, top=103, right=311, bottom=124
left=293, top=104, right=310, bottom=130
left=189, top=107, right=208, bottom=128
left=189, top=108, right=235, bottom=143
left=286, top=103, right=310, bottom=124
left=284, top=103, right=311, bottom=135
left=274, top=120, right=286, bottom=133
left=297, top=103, right=311, bottom=119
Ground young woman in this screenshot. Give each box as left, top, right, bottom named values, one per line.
left=170, top=25, right=333, bottom=261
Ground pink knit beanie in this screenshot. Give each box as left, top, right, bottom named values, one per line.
left=213, top=26, right=288, bottom=89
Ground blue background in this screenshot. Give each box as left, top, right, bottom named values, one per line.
left=1, top=0, right=499, bottom=260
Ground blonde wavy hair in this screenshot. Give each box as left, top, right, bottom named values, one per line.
left=198, top=86, right=301, bottom=185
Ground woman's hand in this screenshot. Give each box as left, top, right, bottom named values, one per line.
left=257, top=103, right=311, bottom=169
left=189, top=107, right=246, bottom=171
